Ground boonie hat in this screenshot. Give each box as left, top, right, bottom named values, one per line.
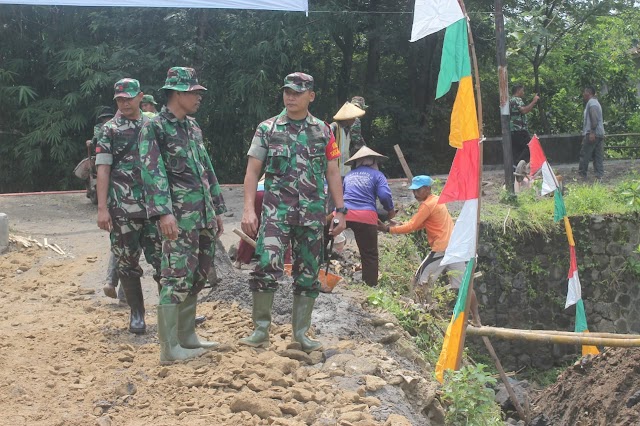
left=141, top=94, right=158, bottom=105
left=281, top=72, right=314, bottom=92
left=162, top=67, right=207, bottom=92
left=97, top=106, right=115, bottom=119
left=408, top=175, right=433, bottom=190
left=333, top=101, right=366, bottom=121
left=344, top=146, right=387, bottom=166
left=113, top=78, right=141, bottom=99
left=351, top=96, right=368, bottom=110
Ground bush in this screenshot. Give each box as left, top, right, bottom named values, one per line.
left=441, top=364, right=503, bottom=426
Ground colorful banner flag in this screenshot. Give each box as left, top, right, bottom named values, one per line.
left=409, top=0, right=464, bottom=42
left=436, top=258, right=475, bottom=383
left=435, top=18, right=479, bottom=148
left=530, top=138, right=599, bottom=356
left=438, top=139, right=480, bottom=204
left=528, top=135, right=559, bottom=196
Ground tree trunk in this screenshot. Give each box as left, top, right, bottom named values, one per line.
left=333, top=30, right=355, bottom=106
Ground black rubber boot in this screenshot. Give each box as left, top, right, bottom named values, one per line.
left=120, top=276, right=146, bottom=334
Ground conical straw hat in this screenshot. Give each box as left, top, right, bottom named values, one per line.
left=333, top=102, right=366, bottom=121
left=345, top=146, right=388, bottom=166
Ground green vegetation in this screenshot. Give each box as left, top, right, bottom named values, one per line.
left=481, top=179, right=640, bottom=237
left=1, top=2, right=639, bottom=191
left=441, top=364, right=503, bottom=426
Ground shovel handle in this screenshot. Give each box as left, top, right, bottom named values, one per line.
left=233, top=228, right=257, bottom=248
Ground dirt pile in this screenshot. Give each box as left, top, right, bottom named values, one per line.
left=531, top=348, right=640, bottom=425
left=0, top=242, right=445, bottom=425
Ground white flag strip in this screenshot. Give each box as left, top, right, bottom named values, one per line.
left=0, top=0, right=308, bottom=11
left=540, top=161, right=559, bottom=196
left=442, top=198, right=477, bottom=266
left=410, top=0, right=464, bottom=42
left=566, top=270, right=581, bottom=309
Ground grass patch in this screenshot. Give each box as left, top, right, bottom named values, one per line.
left=479, top=180, right=638, bottom=236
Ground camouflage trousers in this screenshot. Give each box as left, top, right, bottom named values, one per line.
left=250, top=220, right=323, bottom=299
left=158, top=227, right=216, bottom=305
left=110, top=217, right=162, bottom=282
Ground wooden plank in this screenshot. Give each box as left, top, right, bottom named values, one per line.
left=393, top=145, right=413, bottom=183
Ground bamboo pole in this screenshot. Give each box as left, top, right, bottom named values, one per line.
left=481, top=336, right=527, bottom=422
left=233, top=228, right=257, bottom=248
left=467, top=325, right=640, bottom=347
left=518, top=329, right=640, bottom=340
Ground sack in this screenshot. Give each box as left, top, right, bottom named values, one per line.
left=73, top=157, right=91, bottom=180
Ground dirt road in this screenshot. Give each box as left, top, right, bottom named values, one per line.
left=0, top=190, right=441, bottom=426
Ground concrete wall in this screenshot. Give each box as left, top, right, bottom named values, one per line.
left=472, top=213, right=640, bottom=370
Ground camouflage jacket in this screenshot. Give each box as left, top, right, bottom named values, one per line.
left=509, top=96, right=528, bottom=132
left=95, top=110, right=149, bottom=219
left=350, top=117, right=366, bottom=155
left=91, top=123, right=104, bottom=147
left=248, top=111, right=337, bottom=227
left=138, top=106, right=226, bottom=231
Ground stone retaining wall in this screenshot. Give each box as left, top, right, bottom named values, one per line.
left=472, top=213, right=640, bottom=370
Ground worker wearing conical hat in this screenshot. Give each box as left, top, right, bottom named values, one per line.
left=330, top=100, right=366, bottom=177
left=341, top=146, right=395, bottom=287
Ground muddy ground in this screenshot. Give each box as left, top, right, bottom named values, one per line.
left=0, top=188, right=442, bottom=425
left=0, top=159, right=638, bottom=426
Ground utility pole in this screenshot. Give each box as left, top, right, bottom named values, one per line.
left=495, top=0, right=514, bottom=193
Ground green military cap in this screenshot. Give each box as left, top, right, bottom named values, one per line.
left=141, top=94, right=158, bottom=105
left=113, top=78, right=141, bottom=99
left=161, top=67, right=207, bottom=92
left=351, top=96, right=368, bottom=110
left=281, top=72, right=314, bottom=92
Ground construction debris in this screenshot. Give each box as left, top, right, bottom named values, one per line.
left=9, top=234, right=65, bottom=255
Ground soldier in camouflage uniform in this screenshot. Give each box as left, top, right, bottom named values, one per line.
left=240, top=72, right=347, bottom=352
left=141, top=94, right=159, bottom=118
left=139, top=67, right=225, bottom=364
left=350, top=96, right=368, bottom=155
left=509, top=84, right=539, bottom=166
left=96, top=78, right=162, bottom=334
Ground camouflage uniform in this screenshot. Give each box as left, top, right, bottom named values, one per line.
left=95, top=108, right=161, bottom=282
left=350, top=96, right=367, bottom=157
left=249, top=94, right=338, bottom=299
left=509, top=96, right=531, bottom=164
left=139, top=70, right=226, bottom=305
left=141, top=94, right=159, bottom=119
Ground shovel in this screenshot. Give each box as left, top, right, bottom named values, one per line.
left=233, top=227, right=343, bottom=293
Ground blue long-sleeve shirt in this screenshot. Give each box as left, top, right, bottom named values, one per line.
left=343, top=166, right=394, bottom=212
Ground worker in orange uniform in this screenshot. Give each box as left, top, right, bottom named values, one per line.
left=378, top=175, right=480, bottom=325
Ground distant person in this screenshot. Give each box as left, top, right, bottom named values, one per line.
left=510, top=84, right=539, bottom=167
left=349, top=96, right=368, bottom=155
left=579, top=86, right=605, bottom=181
left=140, top=94, right=159, bottom=118
left=341, top=146, right=394, bottom=287
left=87, top=106, right=114, bottom=150
left=378, top=175, right=481, bottom=325
left=330, top=101, right=366, bottom=177
left=95, top=78, right=162, bottom=335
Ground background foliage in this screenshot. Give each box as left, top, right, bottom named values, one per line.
left=0, top=0, right=638, bottom=192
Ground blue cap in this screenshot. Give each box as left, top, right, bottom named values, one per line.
left=408, top=175, right=433, bottom=190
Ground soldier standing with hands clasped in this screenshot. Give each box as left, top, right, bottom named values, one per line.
left=240, top=72, right=346, bottom=352
left=95, top=78, right=162, bottom=335
left=139, top=67, right=226, bottom=363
